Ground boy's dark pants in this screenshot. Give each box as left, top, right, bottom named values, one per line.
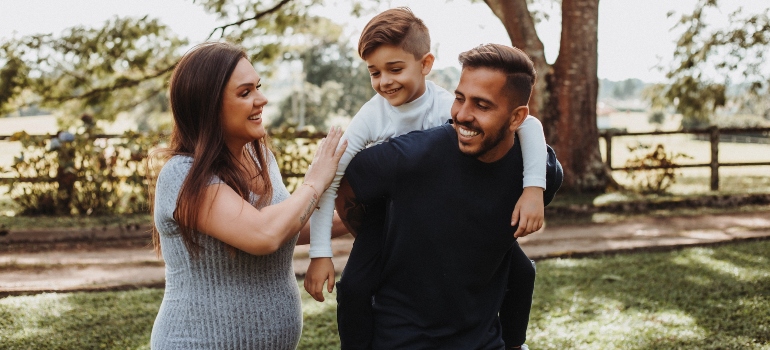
left=336, top=221, right=536, bottom=349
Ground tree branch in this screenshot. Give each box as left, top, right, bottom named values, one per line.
left=207, top=0, right=293, bottom=40
left=51, top=64, right=177, bottom=103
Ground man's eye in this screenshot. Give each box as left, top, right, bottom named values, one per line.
left=391, top=68, right=402, bottom=73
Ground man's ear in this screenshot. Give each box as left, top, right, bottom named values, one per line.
left=420, top=53, right=435, bottom=76
left=509, top=105, right=529, bottom=132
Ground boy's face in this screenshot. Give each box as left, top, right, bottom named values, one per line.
left=365, top=45, right=433, bottom=107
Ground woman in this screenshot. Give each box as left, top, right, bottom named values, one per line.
left=150, top=42, right=348, bottom=349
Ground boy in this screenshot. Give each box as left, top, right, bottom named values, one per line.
left=305, top=8, right=547, bottom=349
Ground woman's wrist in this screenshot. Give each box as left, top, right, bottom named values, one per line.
left=302, top=182, right=319, bottom=198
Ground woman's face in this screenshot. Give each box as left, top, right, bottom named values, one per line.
left=221, top=58, right=268, bottom=151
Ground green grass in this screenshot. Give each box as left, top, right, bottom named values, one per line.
left=0, top=213, right=151, bottom=230
left=1, top=241, right=769, bottom=349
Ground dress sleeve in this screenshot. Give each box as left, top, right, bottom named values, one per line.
left=308, top=107, right=385, bottom=258
left=517, top=115, right=548, bottom=189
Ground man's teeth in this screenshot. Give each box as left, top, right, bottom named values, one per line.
left=459, top=127, right=479, bottom=137
left=248, top=114, right=260, bottom=120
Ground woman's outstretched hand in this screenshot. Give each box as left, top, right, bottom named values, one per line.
left=303, top=126, right=347, bottom=191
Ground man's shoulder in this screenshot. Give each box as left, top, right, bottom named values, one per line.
left=388, top=123, right=454, bottom=151
left=353, top=124, right=455, bottom=165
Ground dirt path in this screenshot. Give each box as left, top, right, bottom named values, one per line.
left=2, top=210, right=769, bottom=296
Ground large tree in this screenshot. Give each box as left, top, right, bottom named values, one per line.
left=483, top=0, right=611, bottom=192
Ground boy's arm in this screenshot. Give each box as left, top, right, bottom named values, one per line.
left=305, top=104, right=382, bottom=301
left=513, top=115, right=547, bottom=237
left=309, top=109, right=381, bottom=258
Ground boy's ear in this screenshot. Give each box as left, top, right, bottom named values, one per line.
left=420, top=53, right=435, bottom=76
left=508, top=105, right=529, bottom=132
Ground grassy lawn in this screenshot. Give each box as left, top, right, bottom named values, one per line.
left=1, top=240, right=769, bottom=349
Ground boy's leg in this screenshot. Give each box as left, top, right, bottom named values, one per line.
left=500, top=241, right=536, bottom=347
left=336, top=202, right=387, bottom=350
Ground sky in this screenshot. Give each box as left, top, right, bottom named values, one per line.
left=0, top=0, right=764, bottom=82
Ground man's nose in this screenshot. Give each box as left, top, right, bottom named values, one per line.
left=454, top=103, right=473, bottom=123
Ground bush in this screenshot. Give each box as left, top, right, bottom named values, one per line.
left=7, top=115, right=162, bottom=215
left=6, top=121, right=325, bottom=216
left=624, top=143, right=692, bottom=194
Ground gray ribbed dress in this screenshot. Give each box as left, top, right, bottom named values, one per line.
left=150, top=154, right=302, bottom=349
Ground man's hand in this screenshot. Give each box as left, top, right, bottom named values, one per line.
left=511, top=187, right=544, bottom=238
left=304, top=257, right=336, bottom=302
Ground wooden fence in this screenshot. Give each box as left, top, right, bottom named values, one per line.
left=600, top=126, right=770, bottom=191
left=3, top=127, right=770, bottom=191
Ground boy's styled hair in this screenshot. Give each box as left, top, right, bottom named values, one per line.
left=358, top=7, right=430, bottom=60
left=458, top=44, right=537, bottom=109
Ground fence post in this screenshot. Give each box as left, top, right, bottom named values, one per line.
left=709, top=126, right=719, bottom=191
left=603, top=132, right=613, bottom=170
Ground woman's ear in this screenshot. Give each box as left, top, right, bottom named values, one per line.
left=420, top=53, right=435, bottom=76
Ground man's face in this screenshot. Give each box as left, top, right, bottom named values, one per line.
left=365, top=45, right=432, bottom=107
left=451, top=67, right=525, bottom=163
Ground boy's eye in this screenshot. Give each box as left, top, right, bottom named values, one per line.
left=369, top=71, right=380, bottom=77
left=391, top=68, right=402, bottom=73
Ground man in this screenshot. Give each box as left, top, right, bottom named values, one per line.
left=335, top=43, right=563, bottom=349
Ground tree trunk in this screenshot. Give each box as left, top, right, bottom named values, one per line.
left=484, top=0, right=549, bottom=118
left=486, top=0, right=611, bottom=192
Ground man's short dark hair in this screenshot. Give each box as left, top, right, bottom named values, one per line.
left=458, top=44, right=536, bottom=109
left=358, top=7, right=430, bottom=60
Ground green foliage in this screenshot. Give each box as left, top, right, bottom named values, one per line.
left=0, top=0, right=381, bottom=124
left=650, top=0, right=770, bottom=129
left=272, top=18, right=374, bottom=129
left=269, top=126, right=326, bottom=192
left=2, top=241, right=769, bottom=349
left=624, top=143, right=692, bottom=194
left=0, top=16, right=186, bottom=125
left=273, top=81, right=349, bottom=129
left=6, top=115, right=163, bottom=216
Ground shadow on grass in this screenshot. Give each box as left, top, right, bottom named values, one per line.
left=529, top=240, right=770, bottom=349
left=0, top=288, right=162, bottom=350
left=1, top=242, right=767, bottom=349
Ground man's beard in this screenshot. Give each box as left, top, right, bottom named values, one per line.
left=454, top=120, right=509, bottom=159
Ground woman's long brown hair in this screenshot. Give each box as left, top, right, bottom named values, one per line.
left=150, top=42, right=273, bottom=257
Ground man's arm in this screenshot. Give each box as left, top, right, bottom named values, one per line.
left=334, top=176, right=366, bottom=238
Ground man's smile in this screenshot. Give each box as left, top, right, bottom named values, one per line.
left=457, top=125, right=480, bottom=138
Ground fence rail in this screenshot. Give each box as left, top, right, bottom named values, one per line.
left=600, top=126, right=770, bottom=191
left=3, top=127, right=770, bottom=191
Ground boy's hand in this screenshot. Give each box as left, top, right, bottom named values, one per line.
left=304, top=257, right=336, bottom=302
left=512, top=187, right=545, bottom=238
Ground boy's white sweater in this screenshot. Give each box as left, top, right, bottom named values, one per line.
left=308, top=81, right=547, bottom=258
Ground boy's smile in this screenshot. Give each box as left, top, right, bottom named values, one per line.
left=365, top=44, right=433, bottom=107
